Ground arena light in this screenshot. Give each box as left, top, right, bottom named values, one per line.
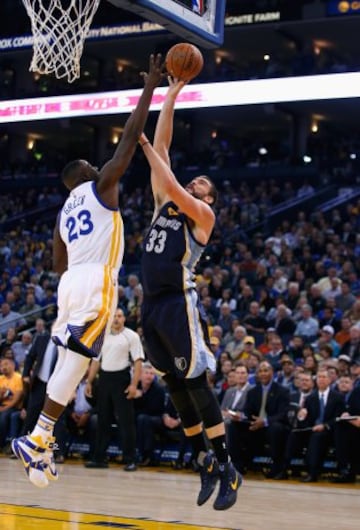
left=311, top=122, right=319, bottom=133
left=1, top=72, right=360, bottom=123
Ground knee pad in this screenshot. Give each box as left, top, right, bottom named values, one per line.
left=184, top=372, right=212, bottom=410
left=185, top=374, right=223, bottom=428
left=163, top=374, right=200, bottom=429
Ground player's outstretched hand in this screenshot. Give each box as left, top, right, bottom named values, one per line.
left=166, top=75, right=186, bottom=99
left=141, top=53, right=165, bottom=88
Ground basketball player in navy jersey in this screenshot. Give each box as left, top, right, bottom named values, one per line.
left=139, top=77, right=241, bottom=511
left=11, top=54, right=163, bottom=488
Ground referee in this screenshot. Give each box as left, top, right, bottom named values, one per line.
left=84, top=308, right=144, bottom=471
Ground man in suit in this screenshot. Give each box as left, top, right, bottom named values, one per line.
left=276, top=368, right=345, bottom=482
left=285, top=371, right=315, bottom=432
left=332, top=383, right=360, bottom=483
left=231, top=360, right=290, bottom=476
left=221, top=364, right=252, bottom=421
left=22, top=332, right=57, bottom=433
left=222, top=364, right=253, bottom=473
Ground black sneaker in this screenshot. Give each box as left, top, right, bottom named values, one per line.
left=213, top=462, right=242, bottom=511
left=197, top=453, right=219, bottom=506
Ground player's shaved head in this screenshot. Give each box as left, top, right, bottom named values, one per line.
left=61, top=159, right=98, bottom=190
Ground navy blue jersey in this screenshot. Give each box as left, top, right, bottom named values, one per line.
left=141, top=201, right=205, bottom=297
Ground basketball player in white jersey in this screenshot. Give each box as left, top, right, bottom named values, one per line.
left=12, top=54, right=163, bottom=488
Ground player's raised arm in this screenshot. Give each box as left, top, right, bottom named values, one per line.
left=140, top=133, right=215, bottom=239
left=151, top=78, right=185, bottom=208
left=153, top=78, right=185, bottom=166
left=96, top=54, right=163, bottom=209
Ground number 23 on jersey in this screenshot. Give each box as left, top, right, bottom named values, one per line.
left=66, top=209, right=94, bottom=243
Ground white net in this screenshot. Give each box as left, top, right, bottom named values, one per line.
left=22, top=0, right=101, bottom=83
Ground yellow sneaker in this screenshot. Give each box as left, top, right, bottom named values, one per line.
left=11, top=435, right=49, bottom=488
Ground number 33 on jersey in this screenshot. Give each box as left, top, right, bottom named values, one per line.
left=141, top=201, right=205, bottom=297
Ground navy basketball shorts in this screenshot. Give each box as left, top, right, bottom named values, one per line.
left=141, top=289, right=216, bottom=379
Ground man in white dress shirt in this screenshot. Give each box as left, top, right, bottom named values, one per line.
left=84, top=308, right=144, bottom=471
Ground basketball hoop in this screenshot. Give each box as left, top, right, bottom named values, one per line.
left=22, top=0, right=101, bottom=83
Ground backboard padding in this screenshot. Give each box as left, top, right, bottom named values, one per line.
left=108, top=0, right=225, bottom=47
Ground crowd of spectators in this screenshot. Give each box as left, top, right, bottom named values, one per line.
left=1, top=174, right=360, bottom=481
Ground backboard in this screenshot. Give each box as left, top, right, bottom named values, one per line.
left=108, top=0, right=225, bottom=47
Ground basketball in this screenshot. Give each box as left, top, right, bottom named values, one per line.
left=165, top=43, right=203, bottom=82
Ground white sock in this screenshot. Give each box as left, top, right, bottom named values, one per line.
left=31, top=412, right=56, bottom=445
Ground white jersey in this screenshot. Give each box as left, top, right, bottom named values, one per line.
left=59, top=181, right=124, bottom=272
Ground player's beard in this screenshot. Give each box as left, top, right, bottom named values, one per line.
left=186, top=186, right=203, bottom=201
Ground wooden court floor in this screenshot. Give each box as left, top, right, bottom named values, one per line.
left=0, top=457, right=358, bottom=530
